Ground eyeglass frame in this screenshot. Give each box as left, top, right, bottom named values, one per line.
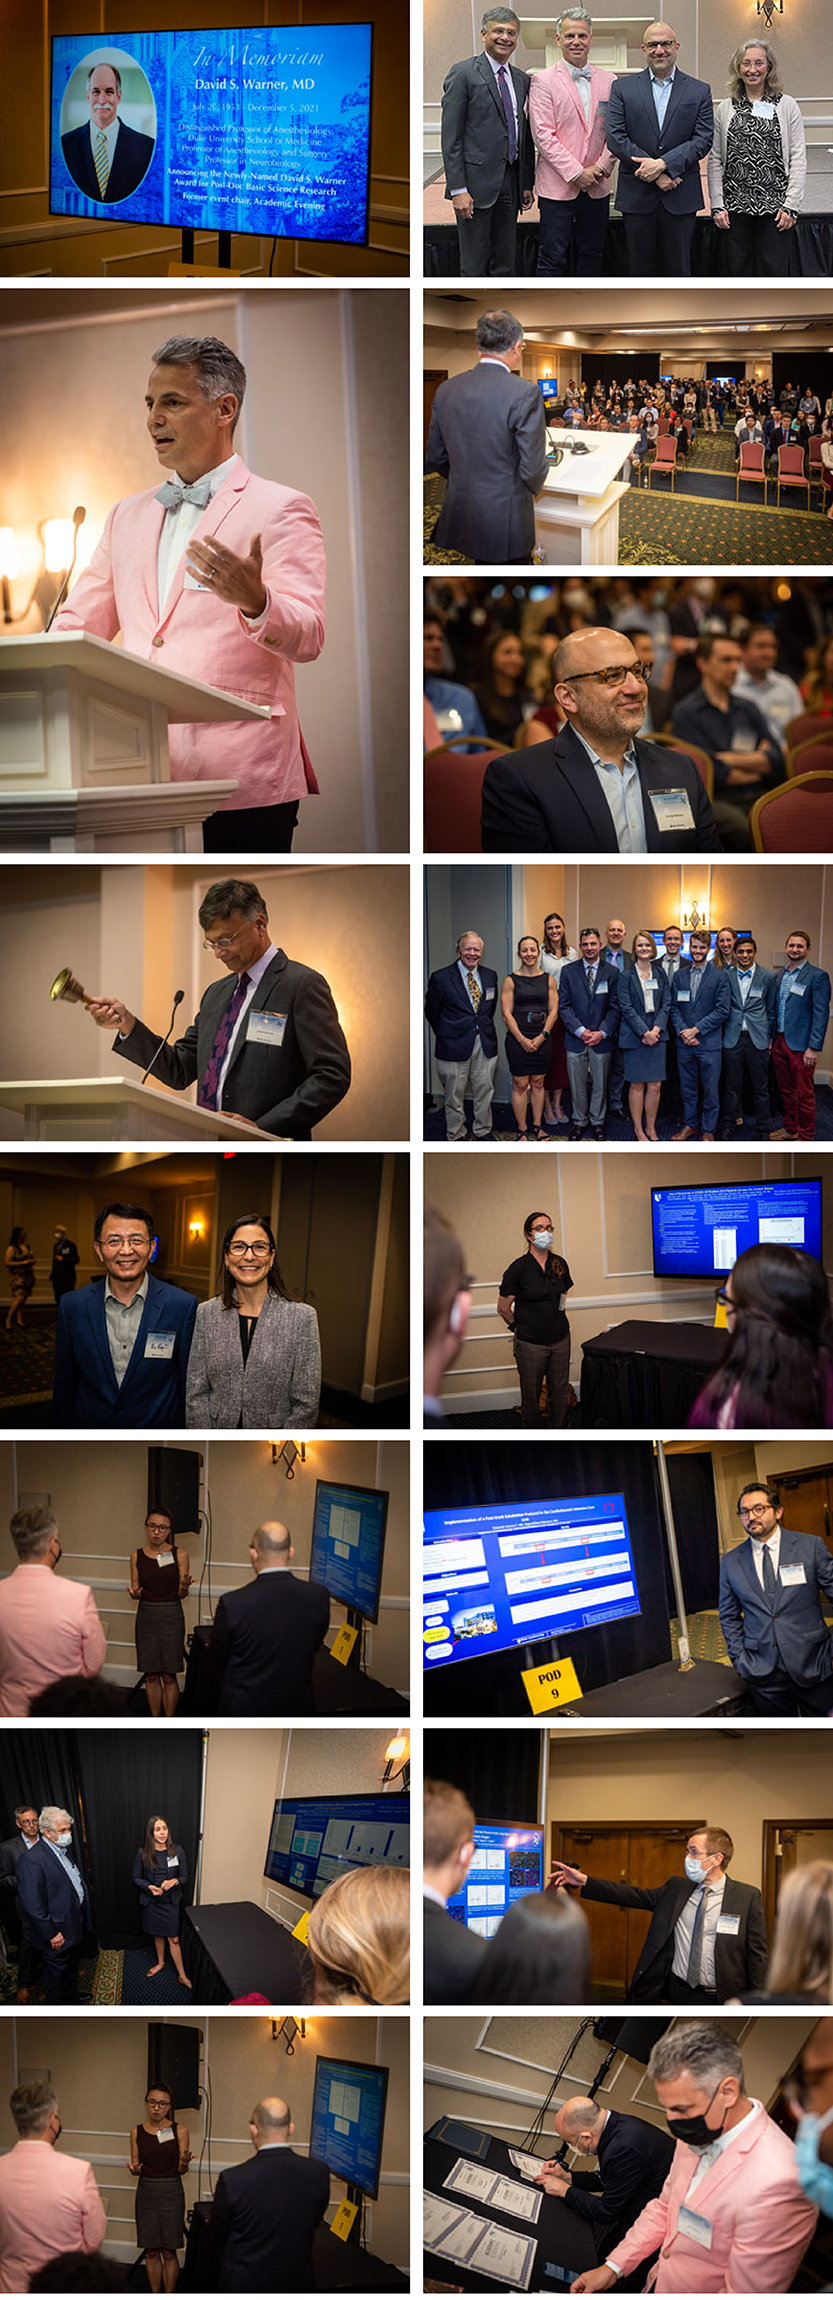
left=559, top=662, right=652, bottom=688
left=225, top=1241, right=273, bottom=1259
left=202, top=925, right=250, bottom=955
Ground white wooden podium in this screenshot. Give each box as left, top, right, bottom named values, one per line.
left=536, top=429, right=637, bottom=566
left=0, top=1076, right=273, bottom=1142
left=0, top=633, right=270, bottom=851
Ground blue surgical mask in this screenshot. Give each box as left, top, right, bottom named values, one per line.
left=532, top=1230, right=554, bottom=1250
left=685, top=1855, right=708, bottom=1884
left=794, top=2104, right=833, bottom=2212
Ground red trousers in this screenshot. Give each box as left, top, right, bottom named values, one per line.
left=772, top=1033, right=817, bottom=1139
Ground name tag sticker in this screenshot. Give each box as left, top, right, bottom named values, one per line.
left=246, top=1009, right=287, bottom=1046
left=145, top=1333, right=175, bottom=1360
left=717, top=1913, right=741, bottom=1935
left=780, top=1562, right=807, bottom=1586
left=485, top=987, right=496, bottom=1001
left=676, top=989, right=691, bottom=1003
left=649, top=787, right=696, bottom=834
left=167, top=1854, right=179, bottom=1867
left=157, top=2125, right=175, bottom=2144
left=157, top=1550, right=175, bottom=1567
left=595, top=981, right=609, bottom=996
left=752, top=99, right=776, bottom=117
left=677, top=2206, right=713, bottom=2250
left=789, top=982, right=806, bottom=995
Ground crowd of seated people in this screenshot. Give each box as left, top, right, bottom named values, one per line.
left=537, top=374, right=833, bottom=493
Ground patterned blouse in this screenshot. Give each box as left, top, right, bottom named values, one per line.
left=723, top=97, right=788, bottom=217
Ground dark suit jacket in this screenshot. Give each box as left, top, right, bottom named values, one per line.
left=442, top=53, right=534, bottom=208
left=117, top=950, right=351, bottom=1139
left=579, top=1871, right=769, bottom=2001
left=671, top=960, right=731, bottom=1042
left=722, top=964, right=777, bottom=1051
left=480, top=723, right=721, bottom=851
left=425, top=963, right=499, bottom=1061
left=564, top=2109, right=675, bottom=2250
left=0, top=1833, right=34, bottom=1923
left=17, top=1838, right=91, bottom=1950
left=719, top=1527, right=833, bottom=1687
left=558, top=958, right=621, bottom=1053
left=210, top=2145, right=329, bottom=2293
left=423, top=1895, right=487, bottom=2004
left=606, top=69, right=713, bottom=212
left=53, top=1274, right=197, bottom=1429
left=61, top=117, right=155, bottom=203
left=425, top=364, right=548, bottom=563
left=615, top=963, right=672, bottom=1052
left=772, top=961, right=831, bottom=1053
left=209, top=1572, right=330, bottom=1716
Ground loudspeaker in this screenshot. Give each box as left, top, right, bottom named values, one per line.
left=147, top=1445, right=202, bottom=1538
left=593, top=2017, right=672, bottom=2065
left=148, top=2020, right=202, bottom=2109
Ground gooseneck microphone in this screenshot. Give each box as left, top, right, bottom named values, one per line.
left=44, top=507, right=87, bottom=632
left=141, top=990, right=185, bottom=1087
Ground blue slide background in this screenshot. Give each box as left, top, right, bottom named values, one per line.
left=447, top=1824, right=543, bottom=1929
left=310, top=1483, right=386, bottom=1617
left=51, top=24, right=372, bottom=242
left=310, top=2059, right=387, bottom=2192
left=651, top=1178, right=823, bottom=1278
left=423, top=1491, right=641, bottom=1673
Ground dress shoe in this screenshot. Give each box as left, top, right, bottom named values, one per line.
left=591, top=1126, right=605, bottom=1141
left=702, top=1131, right=715, bottom=1141
left=769, top=1128, right=787, bottom=1140
left=16, top=1988, right=29, bottom=2004
left=672, top=1126, right=695, bottom=1140
left=568, top=1125, right=588, bottom=1141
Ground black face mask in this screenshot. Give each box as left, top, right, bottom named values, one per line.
left=666, top=2080, right=730, bottom=2152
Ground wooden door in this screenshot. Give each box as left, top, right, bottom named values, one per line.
left=627, top=1827, right=692, bottom=1987
left=556, top=1827, right=631, bottom=1990
left=769, top=1466, right=833, bottom=1557
left=424, top=370, right=447, bottom=449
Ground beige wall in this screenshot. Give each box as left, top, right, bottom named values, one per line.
left=545, top=1727, right=833, bottom=1893
left=202, top=1724, right=404, bottom=1920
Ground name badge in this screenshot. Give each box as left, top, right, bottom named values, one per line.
left=781, top=1563, right=806, bottom=1586
left=677, top=2205, right=713, bottom=2250
left=788, top=982, right=806, bottom=996
left=157, top=1550, right=175, bottom=1568
left=644, top=985, right=656, bottom=1012
left=246, top=1008, right=287, bottom=1046
left=676, top=988, right=691, bottom=1003
left=145, top=1333, right=175, bottom=1360
left=649, top=787, right=696, bottom=834
left=595, top=981, right=609, bottom=996
left=157, top=2126, right=175, bottom=2144
left=485, top=987, right=496, bottom=1001
left=751, top=99, right=776, bottom=117
left=167, top=1854, right=179, bottom=1867
left=716, top=1913, right=740, bottom=1936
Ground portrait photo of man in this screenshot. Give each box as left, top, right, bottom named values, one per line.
left=60, top=56, right=156, bottom=204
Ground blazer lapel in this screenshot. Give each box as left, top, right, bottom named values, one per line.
left=558, top=60, right=586, bottom=132
left=224, top=951, right=288, bottom=1086
left=477, top=50, right=505, bottom=127
left=155, top=461, right=250, bottom=629
left=89, top=1283, right=119, bottom=1402
left=658, top=68, right=686, bottom=146
left=558, top=726, right=624, bottom=847
left=121, top=1276, right=162, bottom=1392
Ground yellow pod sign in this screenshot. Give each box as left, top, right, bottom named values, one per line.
left=522, top=1655, right=583, bottom=1714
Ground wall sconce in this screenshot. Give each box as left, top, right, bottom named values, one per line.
left=272, top=1440, right=306, bottom=1479
left=272, top=2017, right=306, bottom=2053
left=383, top=1732, right=410, bottom=1789
left=682, top=901, right=707, bottom=932
left=0, top=530, right=17, bottom=624
left=757, top=0, right=783, bottom=24
left=188, top=1219, right=205, bottom=1242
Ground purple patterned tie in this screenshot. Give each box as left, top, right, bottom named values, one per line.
left=497, top=64, right=518, bottom=163
left=198, top=972, right=251, bottom=1109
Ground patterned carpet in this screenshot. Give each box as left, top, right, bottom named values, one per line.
left=424, top=1084, right=833, bottom=1144
left=0, top=1316, right=406, bottom=1428
left=0, top=1946, right=118, bottom=2004
left=0, top=1944, right=198, bottom=2003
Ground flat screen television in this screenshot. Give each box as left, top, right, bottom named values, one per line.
left=309, top=2055, right=388, bottom=2198
left=309, top=1479, right=388, bottom=1623
left=264, top=1791, right=410, bottom=1903
left=651, top=1176, right=823, bottom=1279
left=50, top=24, right=373, bottom=245
left=423, top=1491, right=640, bottom=1674
left=446, top=1820, right=544, bottom=1939
left=648, top=930, right=752, bottom=959
left=538, top=379, right=559, bottom=400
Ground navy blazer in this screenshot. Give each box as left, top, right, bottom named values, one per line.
left=772, top=961, right=831, bottom=1053
left=480, top=723, right=721, bottom=852
left=53, top=1274, right=197, bottom=1429
left=722, top=964, right=777, bottom=1051
left=558, top=959, right=620, bottom=1054
left=615, top=964, right=671, bottom=1053
left=210, top=2146, right=329, bottom=2294
left=209, top=1572, right=330, bottom=1717
left=564, top=2109, right=675, bottom=2250
left=671, top=962, right=731, bottom=1041
left=132, top=1843, right=188, bottom=1911
left=117, top=949, right=351, bottom=1139
left=61, top=119, right=155, bottom=204
left=719, top=1526, right=833, bottom=1687
left=17, top=1837, right=91, bottom=1949
left=606, top=68, right=714, bottom=213
left=425, top=963, right=499, bottom=1061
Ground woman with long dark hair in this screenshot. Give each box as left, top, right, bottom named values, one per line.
left=689, top=1244, right=833, bottom=1427
left=128, top=2075, right=192, bottom=2293
left=185, top=1213, right=320, bottom=1429
left=473, top=630, right=533, bottom=745
left=132, top=1815, right=191, bottom=1989
left=540, top=912, right=577, bottom=1130
left=477, top=1890, right=591, bottom=2004
left=498, top=1210, right=574, bottom=1427
left=4, top=1227, right=35, bottom=1333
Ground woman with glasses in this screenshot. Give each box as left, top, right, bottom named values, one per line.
left=709, top=40, right=806, bottom=277
left=128, top=1507, right=192, bottom=1717
left=689, top=1243, right=833, bottom=1428
left=128, top=2077, right=192, bottom=2294
left=185, top=1213, right=320, bottom=1429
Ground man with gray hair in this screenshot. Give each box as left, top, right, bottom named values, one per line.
left=529, top=13, right=617, bottom=276
left=533, top=2090, right=674, bottom=2253
left=61, top=57, right=155, bottom=203
left=86, top=876, right=351, bottom=1138
left=0, top=1504, right=106, bottom=1718
left=210, top=2094, right=329, bottom=2289
left=17, top=1806, right=93, bottom=2003
left=55, top=335, right=325, bottom=853
left=425, top=310, right=548, bottom=562
left=0, top=2079, right=106, bottom=2292
left=425, top=929, right=500, bottom=1140
left=441, top=9, right=535, bottom=274
left=572, top=2020, right=819, bottom=2293
left=208, top=1518, right=330, bottom=1715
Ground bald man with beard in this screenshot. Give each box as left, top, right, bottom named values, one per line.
left=481, top=626, right=721, bottom=851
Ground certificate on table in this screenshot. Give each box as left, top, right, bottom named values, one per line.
left=468, top=2217, right=538, bottom=2290
left=490, top=2175, right=542, bottom=2223
left=423, top=2190, right=470, bottom=2252
left=444, top=2157, right=542, bottom=2223
left=509, top=2148, right=548, bottom=2180
left=424, top=2194, right=483, bottom=2265
left=443, top=2156, right=495, bottom=2204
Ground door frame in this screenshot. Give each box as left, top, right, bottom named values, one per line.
left=762, top=1815, right=833, bottom=1938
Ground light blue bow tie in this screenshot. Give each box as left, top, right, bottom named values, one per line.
left=155, top=477, right=213, bottom=511
left=570, top=65, right=593, bottom=81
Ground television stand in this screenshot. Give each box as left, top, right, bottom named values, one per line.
left=180, top=228, right=232, bottom=268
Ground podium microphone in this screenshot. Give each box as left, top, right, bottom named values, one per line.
left=142, top=990, right=185, bottom=1086
left=44, top=507, right=86, bottom=633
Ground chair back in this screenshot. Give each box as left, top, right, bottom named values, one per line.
left=785, top=711, right=833, bottom=749
left=651, top=733, right=714, bottom=799
left=751, top=770, right=833, bottom=852
left=739, top=442, right=765, bottom=477
left=655, top=436, right=677, bottom=468
left=778, top=444, right=806, bottom=478
left=423, top=740, right=510, bottom=851
left=786, top=737, right=833, bottom=779
left=809, top=435, right=824, bottom=469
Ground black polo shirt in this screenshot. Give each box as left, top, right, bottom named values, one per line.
left=499, top=1250, right=573, bottom=1344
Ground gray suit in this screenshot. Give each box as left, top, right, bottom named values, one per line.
left=441, top=53, right=534, bottom=275
left=425, top=363, right=548, bottom=563
left=719, top=1526, right=833, bottom=1714
left=185, top=1289, right=321, bottom=1430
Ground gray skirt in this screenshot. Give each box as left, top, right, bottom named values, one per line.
left=136, top=2173, right=185, bottom=2250
left=135, top=1598, right=185, bottom=1675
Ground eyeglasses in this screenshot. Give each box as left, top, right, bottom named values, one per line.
left=715, top=1284, right=732, bottom=1307
left=99, top=1235, right=150, bottom=1252
left=227, top=1241, right=272, bottom=1259
left=563, top=662, right=651, bottom=688
left=644, top=39, right=675, bottom=48
left=203, top=928, right=246, bottom=955
left=784, top=2062, right=833, bottom=2113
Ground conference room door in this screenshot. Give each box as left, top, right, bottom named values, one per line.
left=768, top=1462, right=833, bottom=1559
left=553, top=1821, right=698, bottom=1995
left=762, top=1818, right=833, bottom=1938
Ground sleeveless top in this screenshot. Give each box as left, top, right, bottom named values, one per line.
left=136, top=1547, right=180, bottom=1604
left=137, top=2124, right=179, bottom=2179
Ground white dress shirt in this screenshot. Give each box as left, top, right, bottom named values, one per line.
left=217, top=941, right=279, bottom=1103
left=573, top=727, right=649, bottom=852
left=671, top=1871, right=726, bottom=1987
left=156, top=453, right=238, bottom=611
left=457, top=958, right=483, bottom=1006
left=567, top=61, right=593, bottom=124
left=650, top=65, right=677, bottom=131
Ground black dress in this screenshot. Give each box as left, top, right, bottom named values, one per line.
left=505, top=973, right=550, bottom=1076
left=132, top=1844, right=188, bottom=1938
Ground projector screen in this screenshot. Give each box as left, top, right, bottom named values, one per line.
left=651, top=1177, right=823, bottom=1279
left=309, top=1479, right=388, bottom=1623
left=423, top=1492, right=641, bottom=1675
left=309, top=2056, right=388, bottom=2198
left=264, top=1792, right=410, bottom=1902
left=446, top=1822, right=544, bottom=1939
left=50, top=24, right=373, bottom=245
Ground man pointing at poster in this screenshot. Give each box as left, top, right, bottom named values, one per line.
left=55, top=335, right=326, bottom=851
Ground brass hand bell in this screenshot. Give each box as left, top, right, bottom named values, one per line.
left=49, top=967, right=92, bottom=1007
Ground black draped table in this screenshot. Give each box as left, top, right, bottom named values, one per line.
left=180, top=1622, right=408, bottom=1717
left=180, top=1900, right=310, bottom=2003
left=424, top=2127, right=598, bottom=2290
left=580, top=1320, right=725, bottom=1429
left=423, top=213, right=833, bottom=278
left=181, top=2196, right=409, bottom=2292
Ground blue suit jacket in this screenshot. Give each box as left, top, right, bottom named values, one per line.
left=53, top=1274, right=197, bottom=1428
left=558, top=959, right=620, bottom=1055
left=773, top=961, right=831, bottom=1052
left=424, top=963, right=499, bottom=1061
left=615, top=964, right=671, bottom=1052
left=718, top=1526, right=833, bottom=1686
left=671, top=962, right=731, bottom=1041
left=17, top=1837, right=91, bottom=1948
left=606, top=68, right=714, bottom=213
left=722, top=964, right=777, bottom=1050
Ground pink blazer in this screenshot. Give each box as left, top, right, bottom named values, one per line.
left=529, top=63, right=616, bottom=201
left=0, top=2142, right=107, bottom=2292
left=0, top=1563, right=107, bottom=1716
left=55, top=459, right=326, bottom=811
left=610, top=2103, right=818, bottom=2293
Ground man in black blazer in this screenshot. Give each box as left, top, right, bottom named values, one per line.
left=425, top=929, right=499, bottom=1140
left=441, top=6, right=535, bottom=276
left=719, top=1481, right=833, bottom=1717
left=550, top=1824, right=769, bottom=2003
left=210, top=2096, right=329, bottom=2293
left=424, top=1780, right=488, bottom=2003
left=606, top=22, right=713, bottom=275
left=209, top=1520, right=329, bottom=1716
left=425, top=310, right=548, bottom=564
left=481, top=628, right=721, bottom=850
left=17, top=1807, right=92, bottom=2003
left=61, top=61, right=155, bottom=204
left=0, top=1803, right=41, bottom=2001
left=88, top=876, right=350, bottom=1138
left=535, top=2095, right=675, bottom=2254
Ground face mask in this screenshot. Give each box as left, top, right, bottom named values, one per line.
left=56, top=1831, right=72, bottom=1849
left=532, top=1231, right=553, bottom=1250
left=684, top=1855, right=708, bottom=1883
left=794, top=2104, right=833, bottom=2212
left=666, top=2081, right=729, bottom=2153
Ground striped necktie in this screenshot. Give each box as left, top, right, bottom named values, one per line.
left=686, top=1888, right=707, bottom=1986
left=198, top=973, right=251, bottom=1109
left=94, top=129, right=110, bottom=197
